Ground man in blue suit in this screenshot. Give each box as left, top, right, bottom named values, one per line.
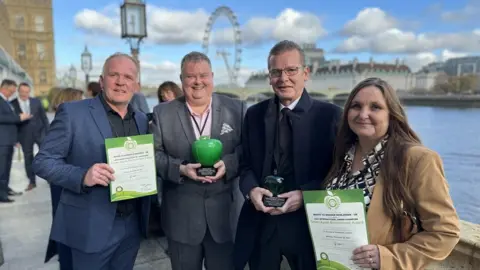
left=0, top=79, right=32, bottom=203
left=33, top=53, right=151, bottom=270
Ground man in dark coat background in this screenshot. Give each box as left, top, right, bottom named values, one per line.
left=11, top=82, right=50, bottom=191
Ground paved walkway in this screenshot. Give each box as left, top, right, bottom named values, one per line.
left=0, top=147, right=172, bottom=270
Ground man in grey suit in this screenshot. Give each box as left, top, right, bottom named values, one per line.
left=151, top=51, right=246, bottom=270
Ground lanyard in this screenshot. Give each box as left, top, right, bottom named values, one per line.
left=191, top=111, right=210, bottom=137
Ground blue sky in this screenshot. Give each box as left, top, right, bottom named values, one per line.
left=52, top=0, right=480, bottom=86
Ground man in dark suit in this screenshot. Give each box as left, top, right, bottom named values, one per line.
left=234, top=40, right=342, bottom=270
left=151, top=51, right=246, bottom=270
left=11, top=82, right=50, bottom=191
left=0, top=79, right=32, bottom=203
left=33, top=53, right=151, bottom=270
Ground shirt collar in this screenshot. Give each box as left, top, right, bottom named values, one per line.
left=99, top=93, right=135, bottom=118
left=0, top=93, right=7, bottom=101
left=186, top=97, right=213, bottom=116
left=279, top=95, right=301, bottom=112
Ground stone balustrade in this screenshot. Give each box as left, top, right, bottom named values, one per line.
left=427, top=220, right=480, bottom=270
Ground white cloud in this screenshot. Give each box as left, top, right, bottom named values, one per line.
left=74, top=9, right=120, bottom=36
left=335, top=7, right=480, bottom=54
left=441, top=49, right=468, bottom=61
left=341, top=7, right=396, bottom=36
left=403, top=52, right=438, bottom=72
left=440, top=0, right=480, bottom=22
left=73, top=5, right=326, bottom=46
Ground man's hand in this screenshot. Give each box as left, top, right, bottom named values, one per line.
left=20, top=113, right=32, bottom=121
left=179, top=163, right=212, bottom=183
left=205, top=160, right=226, bottom=182
left=249, top=187, right=279, bottom=214
left=270, top=190, right=303, bottom=215
left=83, top=163, right=115, bottom=187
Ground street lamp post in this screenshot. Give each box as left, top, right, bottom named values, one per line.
left=120, top=0, right=147, bottom=83
left=81, top=45, right=93, bottom=87
left=69, top=65, right=77, bottom=87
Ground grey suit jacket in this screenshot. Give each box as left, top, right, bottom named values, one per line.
left=151, top=93, right=246, bottom=245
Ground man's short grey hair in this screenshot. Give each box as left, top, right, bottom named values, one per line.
left=180, top=51, right=212, bottom=74
left=102, top=52, right=140, bottom=82
left=267, top=40, right=306, bottom=69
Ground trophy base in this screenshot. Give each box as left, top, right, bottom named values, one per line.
left=196, top=166, right=217, bottom=177
left=263, top=196, right=286, bottom=208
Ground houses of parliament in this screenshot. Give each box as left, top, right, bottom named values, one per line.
left=0, top=0, right=55, bottom=96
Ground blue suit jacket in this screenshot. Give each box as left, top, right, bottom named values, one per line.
left=32, top=96, right=151, bottom=253
left=0, top=96, right=20, bottom=146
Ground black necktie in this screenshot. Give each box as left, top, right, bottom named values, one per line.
left=278, top=107, right=292, bottom=162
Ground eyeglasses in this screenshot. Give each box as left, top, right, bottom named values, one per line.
left=269, top=66, right=303, bottom=78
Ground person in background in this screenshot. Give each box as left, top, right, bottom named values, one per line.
left=0, top=79, right=32, bottom=203
left=324, top=77, right=460, bottom=269
left=11, top=82, right=50, bottom=191
left=33, top=53, right=151, bottom=270
left=43, top=87, right=84, bottom=270
left=157, top=81, right=182, bottom=103
left=86, top=82, right=101, bottom=98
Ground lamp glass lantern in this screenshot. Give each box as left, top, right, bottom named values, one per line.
left=69, top=65, right=77, bottom=81
left=120, top=1, right=147, bottom=39
left=81, top=46, right=92, bottom=74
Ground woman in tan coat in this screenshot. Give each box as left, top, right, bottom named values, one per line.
left=323, top=77, right=460, bottom=269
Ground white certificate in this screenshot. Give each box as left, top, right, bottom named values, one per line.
left=105, top=134, right=157, bottom=202
left=303, top=189, right=369, bottom=270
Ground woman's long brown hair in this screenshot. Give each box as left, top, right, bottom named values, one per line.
left=324, top=77, right=422, bottom=241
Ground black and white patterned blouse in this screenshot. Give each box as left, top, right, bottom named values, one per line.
left=326, top=138, right=388, bottom=210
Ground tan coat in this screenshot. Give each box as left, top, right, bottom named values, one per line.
left=366, top=145, right=460, bottom=269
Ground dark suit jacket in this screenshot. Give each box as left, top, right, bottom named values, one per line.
left=234, top=90, right=342, bottom=268
left=0, top=96, right=21, bottom=146
left=151, top=93, right=246, bottom=245
left=11, top=97, right=50, bottom=143
left=32, top=96, right=151, bottom=253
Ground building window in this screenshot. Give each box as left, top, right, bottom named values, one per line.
left=17, top=44, right=26, bottom=60
left=15, top=15, right=25, bottom=29
left=36, top=43, right=46, bottom=60
left=39, top=69, right=47, bottom=84
left=35, top=16, right=45, bottom=32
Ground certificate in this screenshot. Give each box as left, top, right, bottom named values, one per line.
left=105, top=134, right=157, bottom=202
left=303, top=189, right=369, bottom=270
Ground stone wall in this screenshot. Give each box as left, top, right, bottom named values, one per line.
left=427, top=220, right=480, bottom=270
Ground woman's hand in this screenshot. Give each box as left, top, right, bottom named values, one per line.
left=352, top=245, right=381, bottom=269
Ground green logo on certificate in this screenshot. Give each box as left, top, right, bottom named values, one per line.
left=124, top=137, right=137, bottom=150
left=324, top=190, right=341, bottom=210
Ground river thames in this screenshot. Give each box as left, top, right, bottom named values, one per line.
left=146, top=98, right=480, bottom=224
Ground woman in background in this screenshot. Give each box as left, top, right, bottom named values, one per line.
left=324, top=77, right=460, bottom=269
left=157, top=81, right=182, bottom=103
left=44, top=87, right=83, bottom=270
left=86, top=82, right=101, bottom=98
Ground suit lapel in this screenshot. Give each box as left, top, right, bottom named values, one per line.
left=29, top=98, right=34, bottom=114
left=261, top=98, right=277, bottom=178
left=89, top=96, right=113, bottom=139
left=134, top=112, right=147, bottom=134
left=177, top=97, right=196, bottom=144
left=211, top=94, right=222, bottom=139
